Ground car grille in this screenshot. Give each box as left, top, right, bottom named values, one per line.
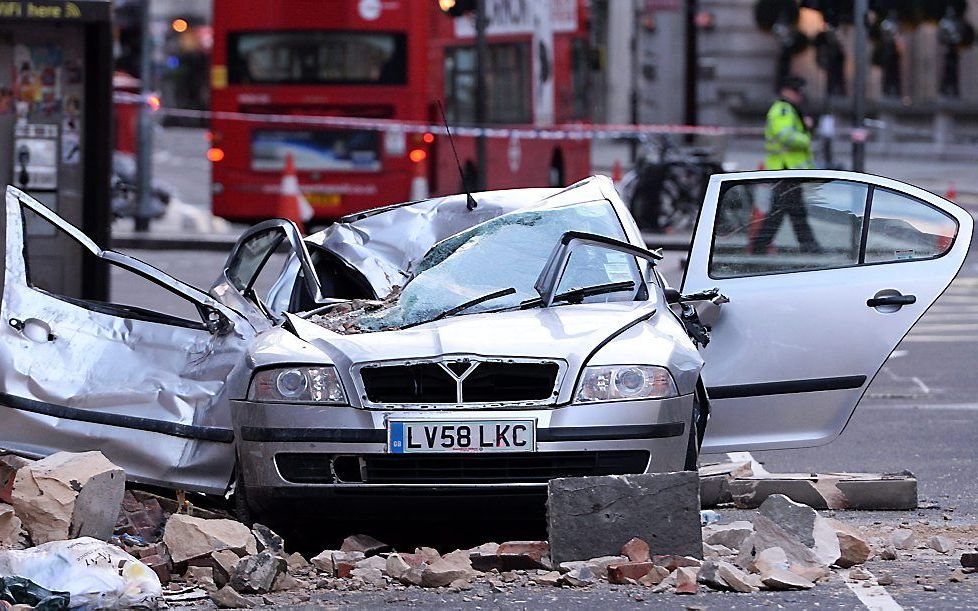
left=357, top=360, right=560, bottom=406
left=276, top=451, right=650, bottom=485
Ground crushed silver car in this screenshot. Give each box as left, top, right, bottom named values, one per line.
left=0, top=171, right=971, bottom=521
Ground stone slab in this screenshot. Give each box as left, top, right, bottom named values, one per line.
left=547, top=472, right=701, bottom=565
left=728, top=473, right=917, bottom=510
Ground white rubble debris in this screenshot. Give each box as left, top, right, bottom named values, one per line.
left=702, top=521, right=754, bottom=550
left=9, top=451, right=125, bottom=544
left=162, top=514, right=258, bottom=564
left=0, top=503, right=27, bottom=549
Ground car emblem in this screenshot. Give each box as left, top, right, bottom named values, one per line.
left=437, top=360, right=478, bottom=403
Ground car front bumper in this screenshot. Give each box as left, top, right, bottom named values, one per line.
left=232, top=394, right=693, bottom=508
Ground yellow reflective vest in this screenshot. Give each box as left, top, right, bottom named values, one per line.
left=764, top=99, right=814, bottom=170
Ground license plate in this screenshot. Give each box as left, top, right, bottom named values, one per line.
left=304, top=192, right=341, bottom=208
left=388, top=420, right=535, bottom=454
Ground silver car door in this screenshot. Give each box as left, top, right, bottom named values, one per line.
left=681, top=170, right=973, bottom=452
left=0, top=187, right=254, bottom=493
left=210, top=219, right=323, bottom=325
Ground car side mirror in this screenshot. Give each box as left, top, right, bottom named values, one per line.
left=205, top=308, right=234, bottom=336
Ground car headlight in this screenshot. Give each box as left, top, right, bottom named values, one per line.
left=248, top=366, right=347, bottom=404
left=575, top=365, right=677, bottom=403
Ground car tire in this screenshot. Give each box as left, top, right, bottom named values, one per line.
left=683, top=418, right=699, bottom=471
left=683, top=396, right=703, bottom=471
left=233, top=465, right=254, bottom=526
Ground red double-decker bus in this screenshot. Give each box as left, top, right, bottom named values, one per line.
left=209, top=0, right=592, bottom=222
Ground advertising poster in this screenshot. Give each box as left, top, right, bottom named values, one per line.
left=13, top=42, right=62, bottom=121
left=251, top=129, right=381, bottom=172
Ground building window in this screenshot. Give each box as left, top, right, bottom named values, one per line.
left=445, top=43, right=531, bottom=124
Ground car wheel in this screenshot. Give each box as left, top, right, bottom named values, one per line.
left=233, top=465, right=254, bottom=526
left=683, top=397, right=703, bottom=471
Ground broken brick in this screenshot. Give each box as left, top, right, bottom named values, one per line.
left=340, top=534, right=387, bottom=556
left=652, top=555, right=702, bottom=572
left=497, top=541, right=550, bottom=569
left=621, top=538, right=651, bottom=563
left=140, top=553, right=172, bottom=585
left=0, top=455, right=30, bottom=504
left=608, top=562, right=654, bottom=584
left=675, top=566, right=699, bottom=594
left=961, top=553, right=978, bottom=569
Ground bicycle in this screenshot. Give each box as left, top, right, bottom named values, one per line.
left=616, top=136, right=724, bottom=232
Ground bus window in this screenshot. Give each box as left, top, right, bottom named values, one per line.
left=228, top=31, right=407, bottom=85
left=445, top=43, right=531, bottom=124
left=570, top=38, right=591, bottom=121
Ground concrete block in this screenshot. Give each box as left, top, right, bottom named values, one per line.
left=547, top=472, right=701, bottom=565
left=10, top=451, right=125, bottom=544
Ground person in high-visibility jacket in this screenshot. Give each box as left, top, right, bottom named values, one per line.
left=752, top=75, right=821, bottom=254
left=764, top=75, right=814, bottom=170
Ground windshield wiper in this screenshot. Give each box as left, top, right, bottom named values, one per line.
left=518, top=280, right=637, bottom=309
left=415, top=287, right=518, bottom=326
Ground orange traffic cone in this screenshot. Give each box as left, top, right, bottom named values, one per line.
left=746, top=205, right=766, bottom=244
left=946, top=182, right=957, bottom=202
left=277, top=153, right=314, bottom=233
left=612, top=159, right=622, bottom=183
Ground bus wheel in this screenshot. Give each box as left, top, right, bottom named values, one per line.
left=549, top=149, right=565, bottom=187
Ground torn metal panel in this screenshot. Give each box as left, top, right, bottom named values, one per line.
left=0, top=187, right=255, bottom=494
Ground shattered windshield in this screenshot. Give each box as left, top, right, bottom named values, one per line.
left=309, top=200, right=643, bottom=333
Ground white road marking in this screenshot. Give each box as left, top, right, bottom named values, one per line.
left=911, top=376, right=930, bottom=394
left=913, top=313, right=978, bottom=320
left=887, top=350, right=907, bottom=359
left=901, top=334, right=978, bottom=342
left=863, top=402, right=978, bottom=411
left=842, top=570, right=903, bottom=611
left=907, top=323, right=978, bottom=331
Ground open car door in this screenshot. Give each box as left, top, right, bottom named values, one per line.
left=681, top=170, right=973, bottom=452
left=0, top=187, right=254, bottom=493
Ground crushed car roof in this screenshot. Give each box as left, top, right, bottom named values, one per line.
left=303, top=176, right=632, bottom=298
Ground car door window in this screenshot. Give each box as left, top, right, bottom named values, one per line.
left=21, top=204, right=208, bottom=329
left=865, top=188, right=958, bottom=264
left=219, top=220, right=322, bottom=320
left=226, top=229, right=285, bottom=293
left=710, top=179, right=869, bottom=279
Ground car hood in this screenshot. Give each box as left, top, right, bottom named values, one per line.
left=286, top=301, right=658, bottom=405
